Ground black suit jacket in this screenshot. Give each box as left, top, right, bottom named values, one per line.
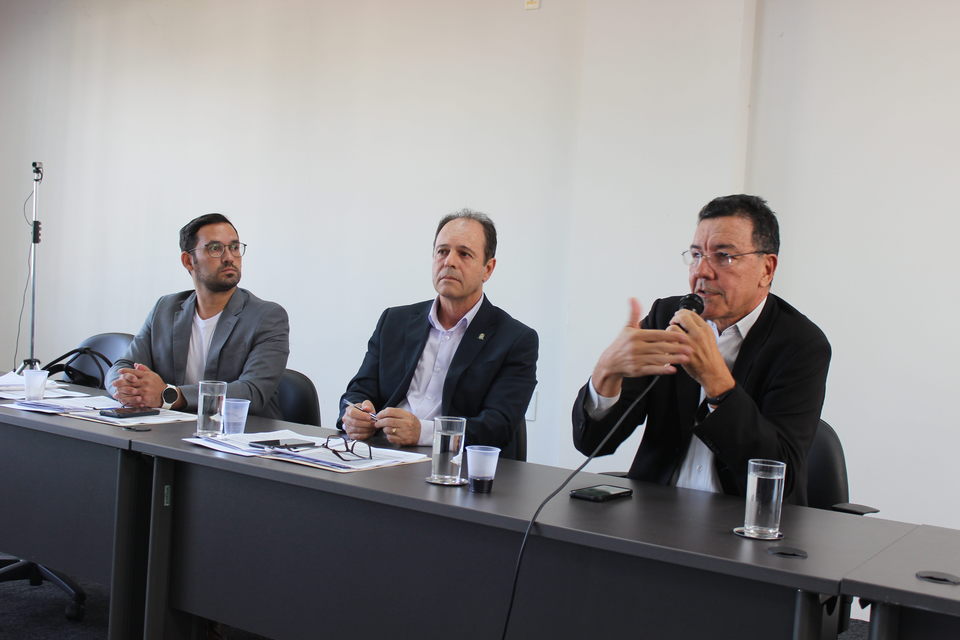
left=338, top=297, right=538, bottom=458
left=572, top=294, right=830, bottom=505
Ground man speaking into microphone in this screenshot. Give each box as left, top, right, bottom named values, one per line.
left=571, top=195, right=830, bottom=504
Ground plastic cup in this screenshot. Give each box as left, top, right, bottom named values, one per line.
left=23, top=369, right=49, bottom=401
left=466, top=445, right=501, bottom=493
left=744, top=459, right=786, bottom=538
left=196, top=380, right=227, bottom=437
left=222, top=398, right=251, bottom=435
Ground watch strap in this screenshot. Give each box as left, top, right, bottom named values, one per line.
left=705, top=387, right=733, bottom=406
left=161, top=384, right=179, bottom=410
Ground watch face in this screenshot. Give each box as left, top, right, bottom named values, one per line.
left=162, top=387, right=178, bottom=404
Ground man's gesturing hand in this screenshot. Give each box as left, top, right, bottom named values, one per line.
left=591, top=298, right=693, bottom=398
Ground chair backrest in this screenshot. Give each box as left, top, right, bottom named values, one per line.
left=48, top=332, right=134, bottom=389
left=277, top=368, right=321, bottom=426
left=501, top=418, right=527, bottom=462
left=806, top=419, right=850, bottom=510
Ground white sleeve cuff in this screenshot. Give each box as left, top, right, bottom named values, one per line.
left=586, top=377, right=620, bottom=419
left=417, top=418, right=434, bottom=447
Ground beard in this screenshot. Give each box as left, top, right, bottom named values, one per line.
left=198, top=267, right=240, bottom=293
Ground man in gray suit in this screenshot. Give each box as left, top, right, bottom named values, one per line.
left=107, top=213, right=290, bottom=418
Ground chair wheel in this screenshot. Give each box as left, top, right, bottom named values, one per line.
left=65, top=601, right=85, bottom=621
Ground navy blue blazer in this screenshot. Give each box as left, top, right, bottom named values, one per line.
left=572, top=294, right=830, bottom=505
left=339, top=297, right=538, bottom=458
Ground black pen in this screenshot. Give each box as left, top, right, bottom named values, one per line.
left=341, top=398, right=379, bottom=421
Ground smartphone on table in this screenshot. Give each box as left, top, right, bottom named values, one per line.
left=569, top=484, right=633, bottom=502
left=99, top=407, right=161, bottom=419
left=249, top=438, right=317, bottom=450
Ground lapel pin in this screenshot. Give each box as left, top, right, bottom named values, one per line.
left=478, top=333, right=486, bottom=341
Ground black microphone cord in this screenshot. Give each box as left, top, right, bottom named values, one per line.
left=499, top=374, right=659, bottom=640
left=499, top=293, right=702, bottom=639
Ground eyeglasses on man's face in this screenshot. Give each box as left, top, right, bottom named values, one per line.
left=681, top=249, right=766, bottom=269
left=190, top=241, right=247, bottom=258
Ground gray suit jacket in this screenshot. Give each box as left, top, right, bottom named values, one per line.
left=107, top=288, right=290, bottom=419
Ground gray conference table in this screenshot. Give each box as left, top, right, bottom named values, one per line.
left=0, top=401, right=152, bottom=639
left=131, top=415, right=917, bottom=640
left=842, top=525, right=960, bottom=639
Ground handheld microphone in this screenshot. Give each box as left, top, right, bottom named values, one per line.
left=678, top=292, right=704, bottom=315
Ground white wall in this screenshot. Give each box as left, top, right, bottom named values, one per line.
left=748, top=0, right=960, bottom=528
left=0, top=0, right=956, bottom=529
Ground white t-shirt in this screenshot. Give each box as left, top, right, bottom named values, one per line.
left=184, top=311, right=222, bottom=385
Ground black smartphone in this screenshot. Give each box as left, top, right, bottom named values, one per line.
left=99, top=407, right=161, bottom=419
left=569, top=484, right=633, bottom=502
left=249, top=438, right=317, bottom=450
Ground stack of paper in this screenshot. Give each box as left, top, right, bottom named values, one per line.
left=10, top=396, right=121, bottom=413
left=0, top=370, right=77, bottom=399
left=187, top=429, right=429, bottom=473
left=5, top=394, right=197, bottom=426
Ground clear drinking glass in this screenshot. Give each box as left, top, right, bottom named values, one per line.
left=743, top=459, right=786, bottom=538
left=427, top=416, right=467, bottom=485
left=196, top=380, right=227, bottom=437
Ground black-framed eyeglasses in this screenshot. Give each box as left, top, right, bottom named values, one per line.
left=189, top=241, right=247, bottom=258
left=681, top=249, right=766, bottom=269
left=321, top=436, right=373, bottom=462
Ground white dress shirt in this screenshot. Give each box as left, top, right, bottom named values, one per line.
left=586, top=296, right=767, bottom=493
left=184, top=311, right=221, bottom=385
left=399, top=295, right=485, bottom=446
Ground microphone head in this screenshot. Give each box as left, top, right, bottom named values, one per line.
left=678, top=293, right=704, bottom=315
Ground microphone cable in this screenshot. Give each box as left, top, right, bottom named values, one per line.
left=499, top=293, right=703, bottom=640
left=499, top=375, right=658, bottom=640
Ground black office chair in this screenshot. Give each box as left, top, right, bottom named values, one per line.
left=807, top=419, right=878, bottom=516
left=277, top=368, right=321, bottom=426
left=807, top=419, right=879, bottom=635
left=42, top=332, right=134, bottom=389
left=0, top=332, right=133, bottom=621
left=501, top=418, right=527, bottom=461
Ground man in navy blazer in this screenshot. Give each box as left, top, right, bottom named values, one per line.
left=339, top=210, right=538, bottom=459
left=107, top=214, right=289, bottom=419
left=571, top=195, right=830, bottom=504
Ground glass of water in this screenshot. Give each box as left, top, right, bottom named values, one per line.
left=743, top=459, right=786, bottom=539
left=426, top=416, right=467, bottom=485
left=196, top=380, right=227, bottom=437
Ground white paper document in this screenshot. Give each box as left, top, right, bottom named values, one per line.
left=9, top=395, right=121, bottom=413
left=185, top=429, right=429, bottom=473
left=0, top=388, right=91, bottom=400
left=70, top=408, right=197, bottom=426
left=0, top=370, right=66, bottom=392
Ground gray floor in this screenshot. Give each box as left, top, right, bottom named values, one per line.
left=0, top=578, right=108, bottom=640
left=0, top=575, right=870, bottom=639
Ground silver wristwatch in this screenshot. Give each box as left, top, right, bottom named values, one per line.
left=161, top=384, right=179, bottom=410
